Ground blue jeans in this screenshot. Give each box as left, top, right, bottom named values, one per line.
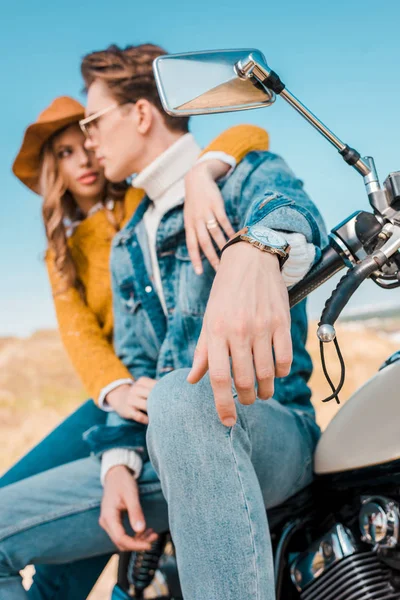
left=147, top=369, right=320, bottom=600
left=0, top=400, right=111, bottom=600
left=0, top=373, right=319, bottom=600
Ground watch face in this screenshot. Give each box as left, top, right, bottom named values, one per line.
left=248, top=224, right=287, bottom=248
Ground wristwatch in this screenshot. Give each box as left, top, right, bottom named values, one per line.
left=221, top=224, right=290, bottom=269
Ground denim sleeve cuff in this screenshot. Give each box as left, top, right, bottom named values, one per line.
left=101, top=449, right=143, bottom=485
left=245, top=193, right=322, bottom=246
left=82, top=422, right=148, bottom=461
left=98, top=378, right=134, bottom=411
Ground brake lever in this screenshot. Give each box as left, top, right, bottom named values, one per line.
left=373, top=223, right=400, bottom=262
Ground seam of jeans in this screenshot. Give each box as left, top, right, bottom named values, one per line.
left=0, top=482, right=161, bottom=542
left=0, top=502, right=102, bottom=542
left=228, top=426, right=260, bottom=600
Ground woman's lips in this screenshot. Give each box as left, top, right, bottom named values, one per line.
left=78, top=172, right=99, bottom=185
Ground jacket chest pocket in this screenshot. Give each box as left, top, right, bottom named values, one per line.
left=175, top=245, right=215, bottom=316
left=120, top=281, right=142, bottom=315
left=119, top=280, right=160, bottom=357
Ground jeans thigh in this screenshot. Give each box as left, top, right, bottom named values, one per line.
left=0, top=400, right=106, bottom=487
left=238, top=398, right=320, bottom=509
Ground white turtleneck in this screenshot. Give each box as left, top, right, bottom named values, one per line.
left=133, top=133, right=202, bottom=314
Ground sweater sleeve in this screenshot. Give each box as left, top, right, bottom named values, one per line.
left=199, top=124, right=269, bottom=163
left=46, top=251, right=133, bottom=402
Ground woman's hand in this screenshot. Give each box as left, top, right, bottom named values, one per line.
left=106, top=377, right=156, bottom=423
left=184, top=160, right=235, bottom=274
left=100, top=465, right=158, bottom=551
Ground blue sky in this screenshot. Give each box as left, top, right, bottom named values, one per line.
left=2, top=0, right=400, bottom=335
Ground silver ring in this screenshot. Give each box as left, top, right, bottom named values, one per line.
left=206, top=218, right=218, bottom=230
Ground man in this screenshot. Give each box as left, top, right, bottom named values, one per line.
left=0, top=44, right=325, bottom=600
left=80, top=44, right=326, bottom=599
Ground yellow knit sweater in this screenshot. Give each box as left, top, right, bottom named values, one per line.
left=46, top=125, right=269, bottom=401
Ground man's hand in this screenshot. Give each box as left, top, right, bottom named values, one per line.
left=100, top=465, right=158, bottom=551
left=187, top=242, right=292, bottom=426
left=106, top=377, right=157, bottom=422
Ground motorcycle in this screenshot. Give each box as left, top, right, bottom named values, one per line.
left=113, top=49, right=400, bottom=599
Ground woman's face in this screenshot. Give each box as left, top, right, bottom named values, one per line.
left=53, top=124, right=106, bottom=200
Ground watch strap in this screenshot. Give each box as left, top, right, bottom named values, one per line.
left=221, top=226, right=290, bottom=269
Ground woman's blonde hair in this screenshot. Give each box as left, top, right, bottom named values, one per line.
left=40, top=125, right=127, bottom=293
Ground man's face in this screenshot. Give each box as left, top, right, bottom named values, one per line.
left=84, top=80, right=143, bottom=182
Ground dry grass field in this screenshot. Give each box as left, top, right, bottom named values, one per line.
left=0, top=322, right=398, bottom=598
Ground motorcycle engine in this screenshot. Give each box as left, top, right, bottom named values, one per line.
left=290, top=496, right=400, bottom=599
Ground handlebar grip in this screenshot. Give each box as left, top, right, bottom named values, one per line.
left=289, top=244, right=345, bottom=308
left=319, top=253, right=387, bottom=333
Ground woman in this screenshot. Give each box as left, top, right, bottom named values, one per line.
left=3, top=94, right=270, bottom=599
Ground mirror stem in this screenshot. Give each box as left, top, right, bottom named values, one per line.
left=238, top=55, right=371, bottom=177
left=280, top=88, right=370, bottom=176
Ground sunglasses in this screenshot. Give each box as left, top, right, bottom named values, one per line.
left=79, top=103, right=121, bottom=140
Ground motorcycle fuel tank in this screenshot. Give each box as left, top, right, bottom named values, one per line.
left=314, top=357, right=400, bottom=475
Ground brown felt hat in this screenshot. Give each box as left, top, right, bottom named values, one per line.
left=12, top=96, right=85, bottom=194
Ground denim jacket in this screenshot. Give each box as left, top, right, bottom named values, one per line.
left=84, top=151, right=327, bottom=458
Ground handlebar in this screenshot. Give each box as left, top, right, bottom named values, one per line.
left=317, top=252, right=388, bottom=340
left=287, top=243, right=390, bottom=404
left=290, top=215, right=400, bottom=350
left=288, top=238, right=393, bottom=343
left=288, top=244, right=346, bottom=308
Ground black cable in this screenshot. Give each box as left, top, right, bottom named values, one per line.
left=319, top=340, right=337, bottom=401
left=317, top=253, right=388, bottom=404
left=319, top=337, right=346, bottom=404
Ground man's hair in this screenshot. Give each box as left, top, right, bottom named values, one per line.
left=81, top=44, right=189, bottom=133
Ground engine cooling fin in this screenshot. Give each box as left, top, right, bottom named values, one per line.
left=300, top=551, right=400, bottom=600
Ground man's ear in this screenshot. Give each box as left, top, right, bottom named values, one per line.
left=134, top=99, right=153, bottom=135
